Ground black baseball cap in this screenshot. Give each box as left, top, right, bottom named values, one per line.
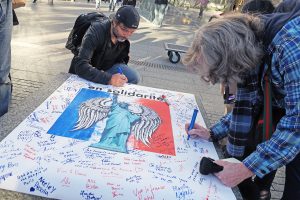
left=115, top=5, right=140, bottom=29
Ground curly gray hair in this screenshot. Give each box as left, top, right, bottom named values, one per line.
left=183, top=13, right=265, bottom=84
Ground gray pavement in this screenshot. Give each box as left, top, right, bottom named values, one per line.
left=2, top=0, right=284, bottom=199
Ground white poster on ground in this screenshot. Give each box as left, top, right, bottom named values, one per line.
left=0, top=75, right=236, bottom=200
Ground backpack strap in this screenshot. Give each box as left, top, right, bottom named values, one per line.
left=262, top=56, right=273, bottom=141
left=263, top=68, right=272, bottom=140
left=93, top=20, right=110, bottom=68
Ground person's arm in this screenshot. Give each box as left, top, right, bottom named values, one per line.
left=72, top=23, right=112, bottom=84
left=184, top=112, right=231, bottom=142
left=210, top=113, right=232, bottom=140
left=243, top=23, right=300, bottom=178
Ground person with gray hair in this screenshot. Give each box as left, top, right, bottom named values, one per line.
left=183, top=0, right=300, bottom=199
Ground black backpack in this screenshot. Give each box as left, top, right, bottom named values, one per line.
left=65, top=12, right=109, bottom=55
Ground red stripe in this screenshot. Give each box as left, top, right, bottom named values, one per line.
left=265, top=77, right=270, bottom=140
left=258, top=119, right=264, bottom=124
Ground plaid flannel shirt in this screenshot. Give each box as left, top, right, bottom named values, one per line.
left=211, top=16, right=300, bottom=178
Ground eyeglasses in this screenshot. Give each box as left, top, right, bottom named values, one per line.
left=118, top=24, right=135, bottom=35
left=201, top=76, right=210, bottom=83
left=201, top=75, right=217, bottom=85
left=223, top=84, right=235, bottom=104
left=201, top=73, right=221, bottom=85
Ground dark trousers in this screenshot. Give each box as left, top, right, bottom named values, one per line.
left=239, top=138, right=300, bottom=199
left=242, top=152, right=300, bottom=200
left=199, top=4, right=207, bottom=17
left=238, top=171, right=276, bottom=200
left=255, top=171, right=277, bottom=192
left=282, top=152, right=300, bottom=200
left=237, top=107, right=287, bottom=199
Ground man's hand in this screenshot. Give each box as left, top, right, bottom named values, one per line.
left=185, top=123, right=211, bottom=140
left=109, top=74, right=128, bottom=87
left=214, top=160, right=254, bottom=187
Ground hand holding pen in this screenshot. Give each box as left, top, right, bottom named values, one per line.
left=187, top=109, right=198, bottom=140
left=185, top=123, right=211, bottom=141
left=108, top=67, right=128, bottom=87
left=185, top=109, right=211, bottom=140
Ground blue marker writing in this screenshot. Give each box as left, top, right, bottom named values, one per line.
left=187, top=109, right=198, bottom=140
left=118, top=67, right=123, bottom=74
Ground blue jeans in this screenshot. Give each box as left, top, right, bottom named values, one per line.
left=109, top=0, right=117, bottom=11
left=0, top=0, right=13, bottom=117
left=106, top=63, right=140, bottom=84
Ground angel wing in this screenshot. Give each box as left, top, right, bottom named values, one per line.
left=128, top=104, right=161, bottom=146
left=72, top=97, right=112, bottom=130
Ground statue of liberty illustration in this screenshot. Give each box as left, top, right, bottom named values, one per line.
left=72, top=95, right=161, bottom=153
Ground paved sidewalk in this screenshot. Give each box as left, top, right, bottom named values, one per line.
left=3, top=1, right=284, bottom=199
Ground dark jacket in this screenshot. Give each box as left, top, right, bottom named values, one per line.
left=241, top=0, right=274, bottom=14
left=155, top=0, right=168, bottom=5
left=69, top=20, right=130, bottom=84
left=261, top=0, right=300, bottom=48
left=122, top=0, right=136, bottom=6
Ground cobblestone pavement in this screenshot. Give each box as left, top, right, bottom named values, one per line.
left=2, top=0, right=285, bottom=199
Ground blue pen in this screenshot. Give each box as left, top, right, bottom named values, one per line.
left=118, top=67, right=123, bottom=74
left=187, top=109, right=198, bottom=140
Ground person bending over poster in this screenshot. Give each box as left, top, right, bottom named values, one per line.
left=69, top=6, right=140, bottom=87
left=183, top=0, right=300, bottom=199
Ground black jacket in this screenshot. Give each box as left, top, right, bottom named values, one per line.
left=155, top=0, right=168, bottom=5
left=69, top=20, right=130, bottom=84
left=123, top=0, right=136, bottom=6
left=261, top=0, right=300, bottom=48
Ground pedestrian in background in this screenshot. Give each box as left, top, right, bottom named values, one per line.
left=95, top=0, right=101, bottom=10
left=109, top=0, right=117, bottom=11
left=198, top=0, right=209, bottom=19
left=152, top=0, right=168, bottom=27
left=0, top=0, right=13, bottom=117
left=117, top=0, right=122, bottom=6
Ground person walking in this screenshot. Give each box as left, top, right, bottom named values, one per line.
left=109, top=0, right=117, bottom=11
left=198, top=0, right=209, bottom=19
left=152, top=0, right=168, bottom=27
left=95, top=0, right=101, bottom=10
